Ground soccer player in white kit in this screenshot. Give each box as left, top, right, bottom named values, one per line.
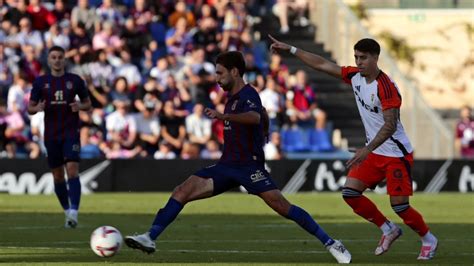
left=269, top=36, right=438, bottom=260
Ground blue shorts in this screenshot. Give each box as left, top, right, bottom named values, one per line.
left=44, top=139, right=81, bottom=169
left=193, top=163, right=278, bottom=195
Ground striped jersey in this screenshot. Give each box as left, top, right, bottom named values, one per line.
left=220, top=84, right=265, bottom=166
left=30, top=73, right=89, bottom=141
left=341, top=66, right=413, bottom=157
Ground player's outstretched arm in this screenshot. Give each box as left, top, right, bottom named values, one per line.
left=269, top=35, right=342, bottom=79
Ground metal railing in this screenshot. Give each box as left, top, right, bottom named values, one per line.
left=310, top=0, right=454, bottom=158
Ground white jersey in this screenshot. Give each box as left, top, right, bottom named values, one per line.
left=341, top=66, right=413, bottom=157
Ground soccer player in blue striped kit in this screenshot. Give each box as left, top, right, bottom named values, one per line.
left=28, top=46, right=91, bottom=228
left=125, top=51, right=352, bottom=263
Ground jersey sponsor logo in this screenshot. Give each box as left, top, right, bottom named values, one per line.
left=354, top=91, right=379, bottom=113
left=250, top=169, right=267, bottom=183
left=355, top=85, right=361, bottom=92
left=224, top=120, right=231, bottom=130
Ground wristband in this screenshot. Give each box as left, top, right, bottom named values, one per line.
left=290, top=46, right=297, bottom=55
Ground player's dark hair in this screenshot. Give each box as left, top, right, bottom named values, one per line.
left=354, top=38, right=380, bottom=56
left=215, top=51, right=246, bottom=77
left=48, top=45, right=65, bottom=54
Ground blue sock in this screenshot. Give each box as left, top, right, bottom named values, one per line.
left=54, top=181, right=70, bottom=211
left=287, top=205, right=334, bottom=246
left=149, top=198, right=184, bottom=240
left=67, top=177, right=81, bottom=210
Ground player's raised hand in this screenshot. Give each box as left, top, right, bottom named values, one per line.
left=268, top=34, right=291, bottom=54
left=204, top=107, right=222, bottom=120
left=70, top=101, right=80, bottom=112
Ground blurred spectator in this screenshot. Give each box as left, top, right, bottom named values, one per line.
left=26, top=0, right=56, bottom=31
left=7, top=73, right=30, bottom=113
left=96, top=0, right=124, bottom=28
left=0, top=43, right=14, bottom=97
left=286, top=70, right=326, bottom=129
left=160, top=100, right=186, bottom=152
left=3, top=0, right=29, bottom=27
left=92, top=21, right=121, bottom=52
left=15, top=17, right=44, bottom=56
left=108, top=76, right=132, bottom=106
left=165, top=17, right=192, bottom=57
left=105, top=99, right=137, bottom=149
left=150, top=57, right=171, bottom=89
left=30, top=109, right=45, bottom=153
left=44, top=23, right=70, bottom=50
left=69, top=22, right=91, bottom=52
left=71, top=0, right=97, bottom=33
left=154, top=140, right=176, bottom=159
left=455, top=105, right=474, bottom=158
left=200, top=139, right=222, bottom=159
left=52, top=0, right=70, bottom=22
left=121, top=18, right=150, bottom=66
left=113, top=50, right=142, bottom=89
left=134, top=100, right=161, bottom=156
left=79, top=110, right=104, bottom=158
left=264, top=131, right=283, bottom=160
left=161, top=75, right=191, bottom=117
left=0, top=98, right=39, bottom=158
left=193, top=4, right=219, bottom=58
left=168, top=0, right=196, bottom=28
left=221, top=2, right=251, bottom=51
left=180, top=141, right=200, bottom=159
left=273, top=0, right=309, bottom=34
left=260, top=75, right=284, bottom=132
left=128, top=0, right=153, bottom=33
left=134, top=76, right=161, bottom=113
left=19, top=44, right=42, bottom=82
left=185, top=103, right=212, bottom=145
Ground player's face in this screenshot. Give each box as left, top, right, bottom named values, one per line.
left=215, top=64, right=235, bottom=92
left=48, top=51, right=66, bottom=72
left=354, top=50, right=378, bottom=77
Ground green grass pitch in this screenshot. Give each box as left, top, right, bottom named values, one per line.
left=0, top=192, right=473, bottom=265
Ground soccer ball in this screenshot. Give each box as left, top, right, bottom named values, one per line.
left=90, top=226, right=123, bottom=257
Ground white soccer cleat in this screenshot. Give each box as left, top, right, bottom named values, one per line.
left=124, top=232, right=156, bottom=254
left=65, top=210, right=78, bottom=229
left=327, top=240, right=352, bottom=264
left=417, top=237, right=438, bottom=260
left=374, top=224, right=402, bottom=255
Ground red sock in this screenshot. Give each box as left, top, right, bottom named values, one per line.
left=396, top=207, right=429, bottom=236
left=343, top=195, right=387, bottom=227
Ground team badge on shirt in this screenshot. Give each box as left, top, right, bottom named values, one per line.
left=231, top=100, right=238, bottom=110
left=66, top=81, right=73, bottom=90
left=371, top=94, right=375, bottom=103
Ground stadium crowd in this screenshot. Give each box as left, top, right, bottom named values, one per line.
left=0, top=0, right=327, bottom=160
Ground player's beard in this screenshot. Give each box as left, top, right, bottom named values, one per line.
left=219, top=79, right=234, bottom=92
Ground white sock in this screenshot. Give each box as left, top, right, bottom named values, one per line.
left=69, top=209, right=78, bottom=217
left=64, top=209, right=70, bottom=215
left=380, top=221, right=394, bottom=235
left=421, top=231, right=437, bottom=245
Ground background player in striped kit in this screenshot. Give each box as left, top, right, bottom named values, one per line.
left=28, top=46, right=91, bottom=228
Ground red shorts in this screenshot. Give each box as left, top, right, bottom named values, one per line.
left=347, top=152, right=414, bottom=196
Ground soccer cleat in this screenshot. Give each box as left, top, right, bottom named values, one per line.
left=417, top=237, right=438, bottom=260
left=65, top=210, right=78, bottom=229
left=327, top=240, right=352, bottom=264
left=374, top=224, right=402, bottom=255
left=125, top=232, right=156, bottom=254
